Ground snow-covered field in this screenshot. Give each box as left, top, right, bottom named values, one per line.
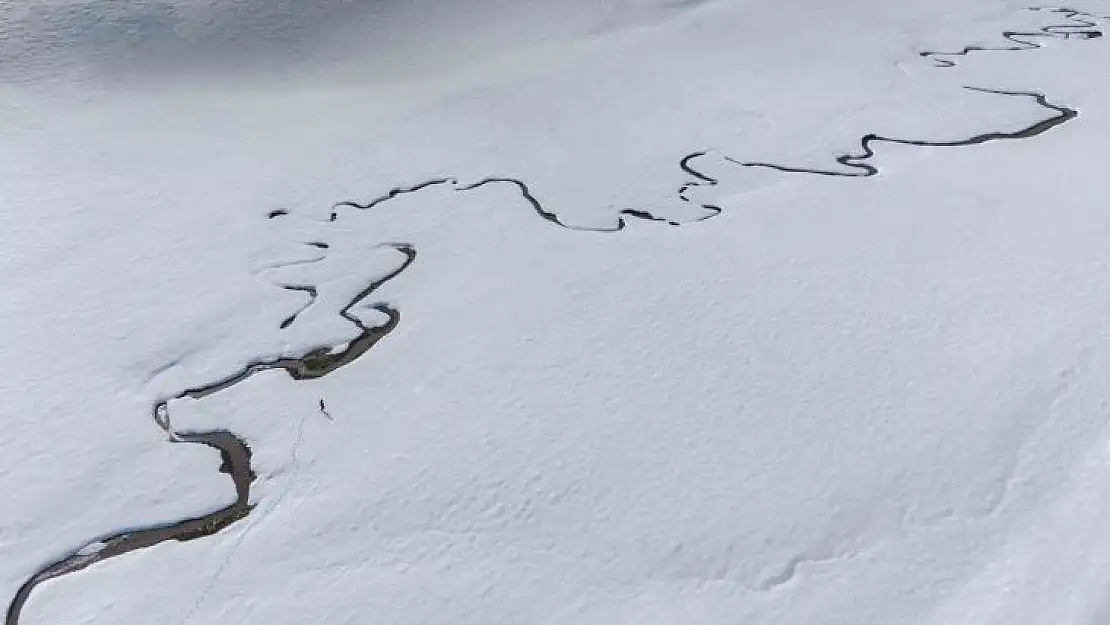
left=4, top=1, right=1110, bottom=623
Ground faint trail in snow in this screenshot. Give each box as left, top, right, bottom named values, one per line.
left=179, top=413, right=311, bottom=625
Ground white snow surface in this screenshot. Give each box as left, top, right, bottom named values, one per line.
left=4, top=0, right=1110, bottom=623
